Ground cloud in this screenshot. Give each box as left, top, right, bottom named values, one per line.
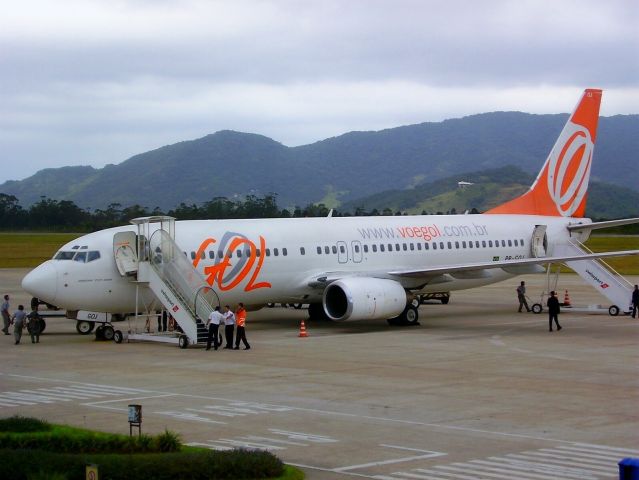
left=1, top=0, right=637, bottom=182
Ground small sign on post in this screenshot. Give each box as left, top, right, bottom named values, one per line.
left=128, top=404, right=142, bottom=436
left=86, top=464, right=99, bottom=480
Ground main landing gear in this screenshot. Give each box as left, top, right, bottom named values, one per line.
left=387, top=303, right=420, bottom=326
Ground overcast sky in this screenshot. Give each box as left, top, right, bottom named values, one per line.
left=1, top=0, right=638, bottom=183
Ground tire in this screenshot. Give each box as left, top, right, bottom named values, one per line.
left=95, top=325, right=105, bottom=340
left=293, top=303, right=303, bottom=310
left=178, top=334, right=189, bottom=349
left=267, top=303, right=275, bottom=308
left=531, top=303, right=543, bottom=314
left=410, top=297, right=420, bottom=309
left=608, top=305, right=620, bottom=316
left=440, top=295, right=450, bottom=305
left=113, top=330, right=123, bottom=343
left=403, top=305, right=419, bottom=325
left=38, top=318, right=46, bottom=333
left=76, top=320, right=95, bottom=335
left=102, top=325, right=115, bottom=341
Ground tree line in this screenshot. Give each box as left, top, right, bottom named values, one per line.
left=1, top=193, right=469, bottom=232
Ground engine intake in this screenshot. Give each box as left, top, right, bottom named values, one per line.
left=323, top=277, right=407, bottom=321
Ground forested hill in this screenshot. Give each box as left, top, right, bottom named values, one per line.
left=1, top=112, right=637, bottom=210
left=340, top=166, right=639, bottom=220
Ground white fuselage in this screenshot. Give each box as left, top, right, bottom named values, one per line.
left=22, top=214, right=589, bottom=315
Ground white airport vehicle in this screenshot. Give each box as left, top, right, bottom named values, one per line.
left=21, top=89, right=639, bottom=346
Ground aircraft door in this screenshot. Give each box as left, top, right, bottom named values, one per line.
left=531, top=225, right=548, bottom=258
left=113, top=231, right=139, bottom=276
left=337, top=241, right=348, bottom=264
left=351, top=240, right=363, bottom=263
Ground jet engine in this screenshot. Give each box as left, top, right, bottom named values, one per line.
left=323, top=277, right=407, bottom=321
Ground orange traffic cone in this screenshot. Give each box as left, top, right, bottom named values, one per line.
left=563, top=290, right=572, bottom=307
left=298, top=319, right=309, bottom=338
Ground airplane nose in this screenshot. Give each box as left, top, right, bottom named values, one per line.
left=22, top=261, right=58, bottom=305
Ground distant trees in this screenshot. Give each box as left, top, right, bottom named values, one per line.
left=0, top=192, right=485, bottom=231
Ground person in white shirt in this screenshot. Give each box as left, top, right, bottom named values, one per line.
left=223, top=305, right=235, bottom=349
left=206, top=306, right=224, bottom=351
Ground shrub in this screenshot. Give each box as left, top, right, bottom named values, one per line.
left=154, top=428, right=181, bottom=452
left=0, top=416, right=51, bottom=433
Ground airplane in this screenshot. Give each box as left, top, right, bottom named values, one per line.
left=21, top=89, right=639, bottom=344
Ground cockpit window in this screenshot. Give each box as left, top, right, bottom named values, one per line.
left=87, top=251, right=100, bottom=262
left=73, top=252, right=87, bottom=263
left=54, top=251, right=75, bottom=260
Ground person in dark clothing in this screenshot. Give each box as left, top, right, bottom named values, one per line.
left=516, top=281, right=531, bottom=312
left=206, top=306, right=224, bottom=351
left=632, top=285, right=639, bottom=319
left=157, top=310, right=168, bottom=332
left=546, top=291, right=562, bottom=332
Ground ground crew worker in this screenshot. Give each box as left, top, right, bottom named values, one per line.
left=2, top=294, right=10, bottom=335
left=27, top=309, right=42, bottom=343
left=206, top=306, right=224, bottom=351
left=547, top=291, right=562, bottom=332
left=11, top=305, right=26, bottom=345
left=234, top=303, right=251, bottom=350
left=223, top=305, right=235, bottom=349
left=517, top=281, right=530, bottom=312
left=632, top=285, right=639, bottom=319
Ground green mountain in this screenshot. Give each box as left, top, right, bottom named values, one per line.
left=1, top=113, right=637, bottom=210
left=341, top=166, right=639, bottom=219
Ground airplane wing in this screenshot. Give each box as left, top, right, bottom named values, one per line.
left=567, top=217, right=639, bottom=232
left=389, top=249, right=639, bottom=278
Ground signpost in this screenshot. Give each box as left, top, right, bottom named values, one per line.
left=128, top=404, right=142, bottom=436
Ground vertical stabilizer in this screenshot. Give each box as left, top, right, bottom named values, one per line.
left=486, top=89, right=602, bottom=217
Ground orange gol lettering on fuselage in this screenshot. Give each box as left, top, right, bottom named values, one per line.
left=192, top=236, right=272, bottom=292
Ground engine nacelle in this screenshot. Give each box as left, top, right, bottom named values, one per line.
left=323, top=277, right=407, bottom=321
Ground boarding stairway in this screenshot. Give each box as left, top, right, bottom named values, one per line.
left=554, top=239, right=633, bottom=314
left=115, top=216, right=219, bottom=347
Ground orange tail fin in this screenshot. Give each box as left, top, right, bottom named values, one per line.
left=486, top=89, right=602, bottom=218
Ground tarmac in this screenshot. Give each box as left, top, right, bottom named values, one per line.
left=1, top=268, right=638, bottom=480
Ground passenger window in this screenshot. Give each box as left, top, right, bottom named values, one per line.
left=396, top=243, right=401, bottom=251
left=488, top=240, right=493, bottom=247
left=354, top=245, right=360, bottom=253
left=73, top=252, right=87, bottom=263
left=424, top=242, right=429, bottom=250
left=476, top=241, right=480, bottom=248
left=372, top=244, right=377, bottom=252
left=455, top=241, right=459, bottom=249
left=87, top=251, right=101, bottom=262
left=387, top=244, right=393, bottom=252
left=237, top=250, right=243, bottom=258
left=218, top=250, right=223, bottom=258
left=339, top=245, right=345, bottom=254
left=520, top=238, right=525, bottom=245
left=508, top=240, right=512, bottom=247
left=324, top=246, right=330, bottom=254
left=410, top=243, right=415, bottom=251
left=468, top=241, right=473, bottom=249
left=447, top=242, right=452, bottom=249
left=300, top=247, right=305, bottom=255
left=190, top=251, right=196, bottom=259
left=332, top=246, right=337, bottom=254
left=363, top=245, right=368, bottom=253
left=462, top=241, right=466, bottom=248
left=380, top=244, right=385, bottom=252
left=256, top=249, right=261, bottom=257
left=209, top=251, right=215, bottom=259
left=317, top=246, right=322, bottom=254
left=274, top=248, right=279, bottom=256
left=513, top=239, right=518, bottom=247
left=266, top=249, right=271, bottom=257
left=433, top=242, right=437, bottom=250
left=482, top=241, right=486, bottom=248
left=245, top=248, right=251, bottom=257
left=417, top=243, right=422, bottom=251
left=283, top=248, right=287, bottom=256
left=501, top=240, right=506, bottom=247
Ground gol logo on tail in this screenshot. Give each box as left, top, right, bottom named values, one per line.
left=192, top=232, right=272, bottom=292
left=547, top=121, right=593, bottom=217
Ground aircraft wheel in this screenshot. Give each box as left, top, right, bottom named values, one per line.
left=95, top=325, right=105, bottom=340
left=113, top=330, right=123, bottom=343
left=608, top=305, right=620, bottom=316
left=440, top=295, right=450, bottom=305
left=38, top=318, right=46, bottom=333
left=178, top=334, right=189, bottom=349
left=410, top=297, right=420, bottom=309
left=267, top=303, right=275, bottom=308
left=531, top=303, right=543, bottom=314
left=76, top=320, right=95, bottom=335
left=102, top=325, right=115, bottom=341
left=293, top=303, right=303, bottom=310
left=403, top=305, right=419, bottom=325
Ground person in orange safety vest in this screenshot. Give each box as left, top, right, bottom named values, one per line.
left=234, top=303, right=251, bottom=350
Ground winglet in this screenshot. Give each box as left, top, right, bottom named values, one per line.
left=486, top=89, right=602, bottom=217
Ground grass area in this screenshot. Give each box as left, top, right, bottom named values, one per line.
left=0, top=233, right=81, bottom=268
left=0, top=416, right=302, bottom=480
left=581, top=235, right=639, bottom=275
